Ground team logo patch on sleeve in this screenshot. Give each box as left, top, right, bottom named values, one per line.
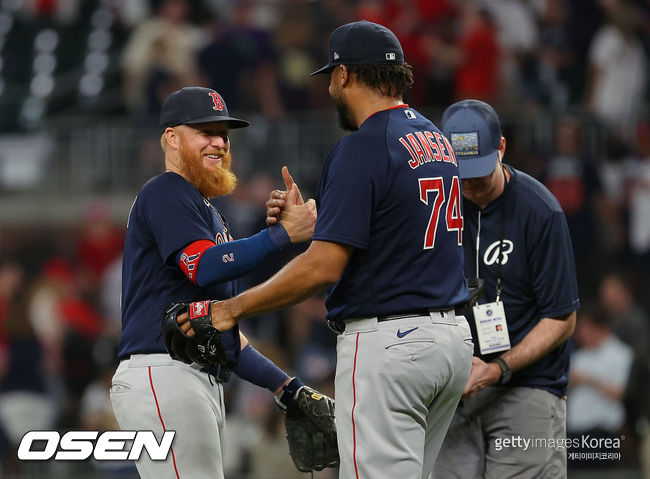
left=179, top=239, right=215, bottom=285
left=450, top=132, right=479, bottom=157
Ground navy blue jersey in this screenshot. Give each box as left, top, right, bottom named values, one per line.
left=313, top=105, right=468, bottom=320
left=118, top=172, right=240, bottom=365
left=463, top=166, right=580, bottom=397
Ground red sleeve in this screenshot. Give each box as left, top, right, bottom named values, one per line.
left=178, top=239, right=215, bottom=285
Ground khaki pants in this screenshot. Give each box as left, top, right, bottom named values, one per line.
left=433, top=386, right=567, bottom=479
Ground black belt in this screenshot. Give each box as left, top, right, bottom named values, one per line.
left=328, top=308, right=455, bottom=334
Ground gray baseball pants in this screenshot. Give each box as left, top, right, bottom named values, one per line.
left=335, top=311, right=473, bottom=479
left=110, top=353, right=227, bottom=479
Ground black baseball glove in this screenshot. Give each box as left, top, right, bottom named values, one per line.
left=162, top=301, right=227, bottom=367
left=276, top=378, right=339, bottom=472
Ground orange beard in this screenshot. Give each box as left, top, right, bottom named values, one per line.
left=178, top=142, right=237, bottom=199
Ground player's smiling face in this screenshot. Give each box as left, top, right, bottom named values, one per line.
left=176, top=122, right=238, bottom=198
left=186, top=122, right=231, bottom=169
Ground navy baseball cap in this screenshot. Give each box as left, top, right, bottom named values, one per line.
left=441, top=99, right=502, bottom=179
left=311, top=20, right=404, bottom=76
left=159, top=87, right=250, bottom=130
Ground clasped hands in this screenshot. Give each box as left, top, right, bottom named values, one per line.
left=177, top=166, right=315, bottom=335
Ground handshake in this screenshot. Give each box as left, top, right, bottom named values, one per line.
left=162, top=301, right=226, bottom=367
left=161, top=300, right=340, bottom=473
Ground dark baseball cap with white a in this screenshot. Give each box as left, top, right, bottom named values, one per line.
left=441, top=99, right=503, bottom=179
left=311, top=20, right=404, bottom=76
left=159, top=87, right=250, bottom=130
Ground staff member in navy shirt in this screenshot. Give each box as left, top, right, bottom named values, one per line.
left=180, top=21, right=473, bottom=479
left=110, top=87, right=322, bottom=479
left=434, top=100, right=580, bottom=479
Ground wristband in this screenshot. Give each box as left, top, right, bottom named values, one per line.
left=274, top=377, right=305, bottom=411
left=267, top=224, right=291, bottom=248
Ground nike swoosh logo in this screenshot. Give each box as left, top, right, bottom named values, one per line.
left=397, top=327, right=418, bottom=338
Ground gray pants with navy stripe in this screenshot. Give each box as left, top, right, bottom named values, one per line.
left=335, top=311, right=473, bottom=479
left=432, top=386, right=567, bottom=479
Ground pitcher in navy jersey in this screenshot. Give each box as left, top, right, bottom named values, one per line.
left=178, top=22, right=473, bottom=479
left=110, top=87, right=323, bottom=479
left=433, top=100, right=580, bottom=479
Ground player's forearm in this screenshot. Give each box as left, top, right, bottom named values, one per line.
left=500, top=311, right=576, bottom=373
left=194, top=226, right=290, bottom=286
left=230, top=243, right=342, bottom=321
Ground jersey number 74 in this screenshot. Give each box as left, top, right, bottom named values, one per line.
left=418, top=176, right=463, bottom=249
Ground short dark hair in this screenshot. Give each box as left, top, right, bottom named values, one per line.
left=345, top=63, right=414, bottom=98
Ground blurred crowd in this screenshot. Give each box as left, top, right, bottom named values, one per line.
left=119, top=0, right=648, bottom=144
left=0, top=0, right=650, bottom=477
left=4, top=0, right=648, bottom=138
left=113, top=0, right=649, bottom=140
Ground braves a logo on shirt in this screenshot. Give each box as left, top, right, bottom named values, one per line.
left=483, top=240, right=514, bottom=265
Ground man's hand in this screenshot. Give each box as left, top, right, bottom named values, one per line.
left=177, top=300, right=238, bottom=336
left=461, top=356, right=502, bottom=400
left=266, top=166, right=305, bottom=225
left=267, top=166, right=317, bottom=242
left=279, top=189, right=317, bottom=243
left=164, top=301, right=227, bottom=366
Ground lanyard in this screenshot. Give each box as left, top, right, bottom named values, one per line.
left=473, top=166, right=509, bottom=302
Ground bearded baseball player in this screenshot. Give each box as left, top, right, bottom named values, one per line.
left=110, top=87, right=338, bottom=479
left=178, top=22, right=474, bottom=479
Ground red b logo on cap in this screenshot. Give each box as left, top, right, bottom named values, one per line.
left=209, top=92, right=224, bottom=111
